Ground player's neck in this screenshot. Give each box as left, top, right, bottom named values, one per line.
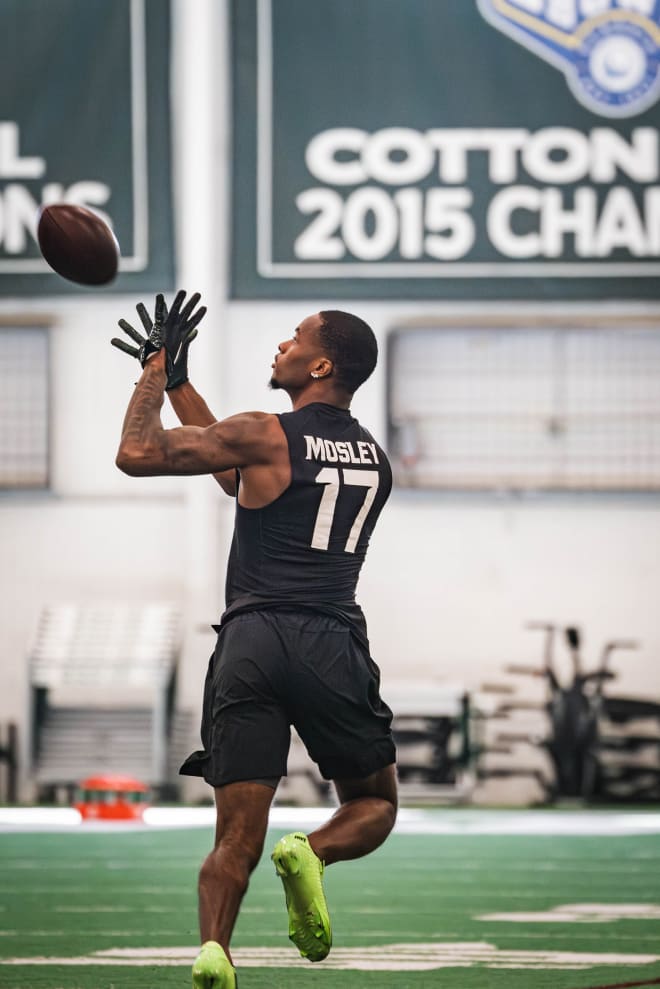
left=288, top=384, right=351, bottom=412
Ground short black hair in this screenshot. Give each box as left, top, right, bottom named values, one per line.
left=318, top=310, right=378, bottom=394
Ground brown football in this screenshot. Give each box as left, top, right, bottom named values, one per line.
left=37, top=204, right=119, bottom=285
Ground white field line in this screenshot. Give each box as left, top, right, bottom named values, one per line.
left=2, top=942, right=660, bottom=971
left=3, top=806, right=660, bottom=834
left=479, top=903, right=660, bottom=923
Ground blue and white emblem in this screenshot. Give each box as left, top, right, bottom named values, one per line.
left=477, top=0, right=660, bottom=117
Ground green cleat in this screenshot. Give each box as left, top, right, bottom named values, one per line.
left=192, top=940, right=236, bottom=989
left=271, top=831, right=332, bottom=962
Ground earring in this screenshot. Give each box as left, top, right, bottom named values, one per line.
left=311, top=371, right=320, bottom=378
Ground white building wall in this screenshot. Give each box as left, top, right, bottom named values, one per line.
left=0, top=1, right=658, bottom=800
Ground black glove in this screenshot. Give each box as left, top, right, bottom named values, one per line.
left=111, top=290, right=206, bottom=390
left=112, top=298, right=162, bottom=367
left=157, top=290, right=207, bottom=390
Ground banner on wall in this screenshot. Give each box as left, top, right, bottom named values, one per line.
left=0, top=0, right=174, bottom=296
left=231, top=0, right=660, bottom=300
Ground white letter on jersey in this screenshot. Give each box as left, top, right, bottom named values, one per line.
left=305, top=435, right=325, bottom=460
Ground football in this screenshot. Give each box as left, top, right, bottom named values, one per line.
left=37, top=204, right=120, bottom=285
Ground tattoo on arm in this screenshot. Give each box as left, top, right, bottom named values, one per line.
left=117, top=358, right=168, bottom=471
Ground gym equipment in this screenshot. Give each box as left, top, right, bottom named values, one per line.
left=478, top=624, right=660, bottom=803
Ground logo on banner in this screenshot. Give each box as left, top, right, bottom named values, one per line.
left=477, top=0, right=660, bottom=117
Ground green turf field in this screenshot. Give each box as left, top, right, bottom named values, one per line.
left=1, top=819, right=659, bottom=989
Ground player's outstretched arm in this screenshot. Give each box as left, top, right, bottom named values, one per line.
left=112, top=292, right=235, bottom=494
left=115, top=350, right=277, bottom=479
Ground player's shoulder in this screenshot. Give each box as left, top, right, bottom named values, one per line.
left=221, top=410, right=278, bottom=429
left=213, top=411, right=288, bottom=469
left=214, top=410, right=284, bottom=449
left=233, top=410, right=276, bottom=422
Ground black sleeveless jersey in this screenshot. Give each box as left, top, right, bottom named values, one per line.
left=222, top=403, right=392, bottom=640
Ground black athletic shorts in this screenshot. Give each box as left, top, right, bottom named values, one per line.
left=179, top=609, right=396, bottom=787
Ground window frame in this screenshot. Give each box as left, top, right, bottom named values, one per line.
left=0, top=317, right=51, bottom=494
left=386, top=315, right=660, bottom=495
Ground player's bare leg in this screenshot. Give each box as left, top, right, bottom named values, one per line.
left=199, top=781, right=276, bottom=949
left=194, top=780, right=276, bottom=986
left=309, top=763, right=398, bottom=864
left=271, top=764, right=397, bottom=962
